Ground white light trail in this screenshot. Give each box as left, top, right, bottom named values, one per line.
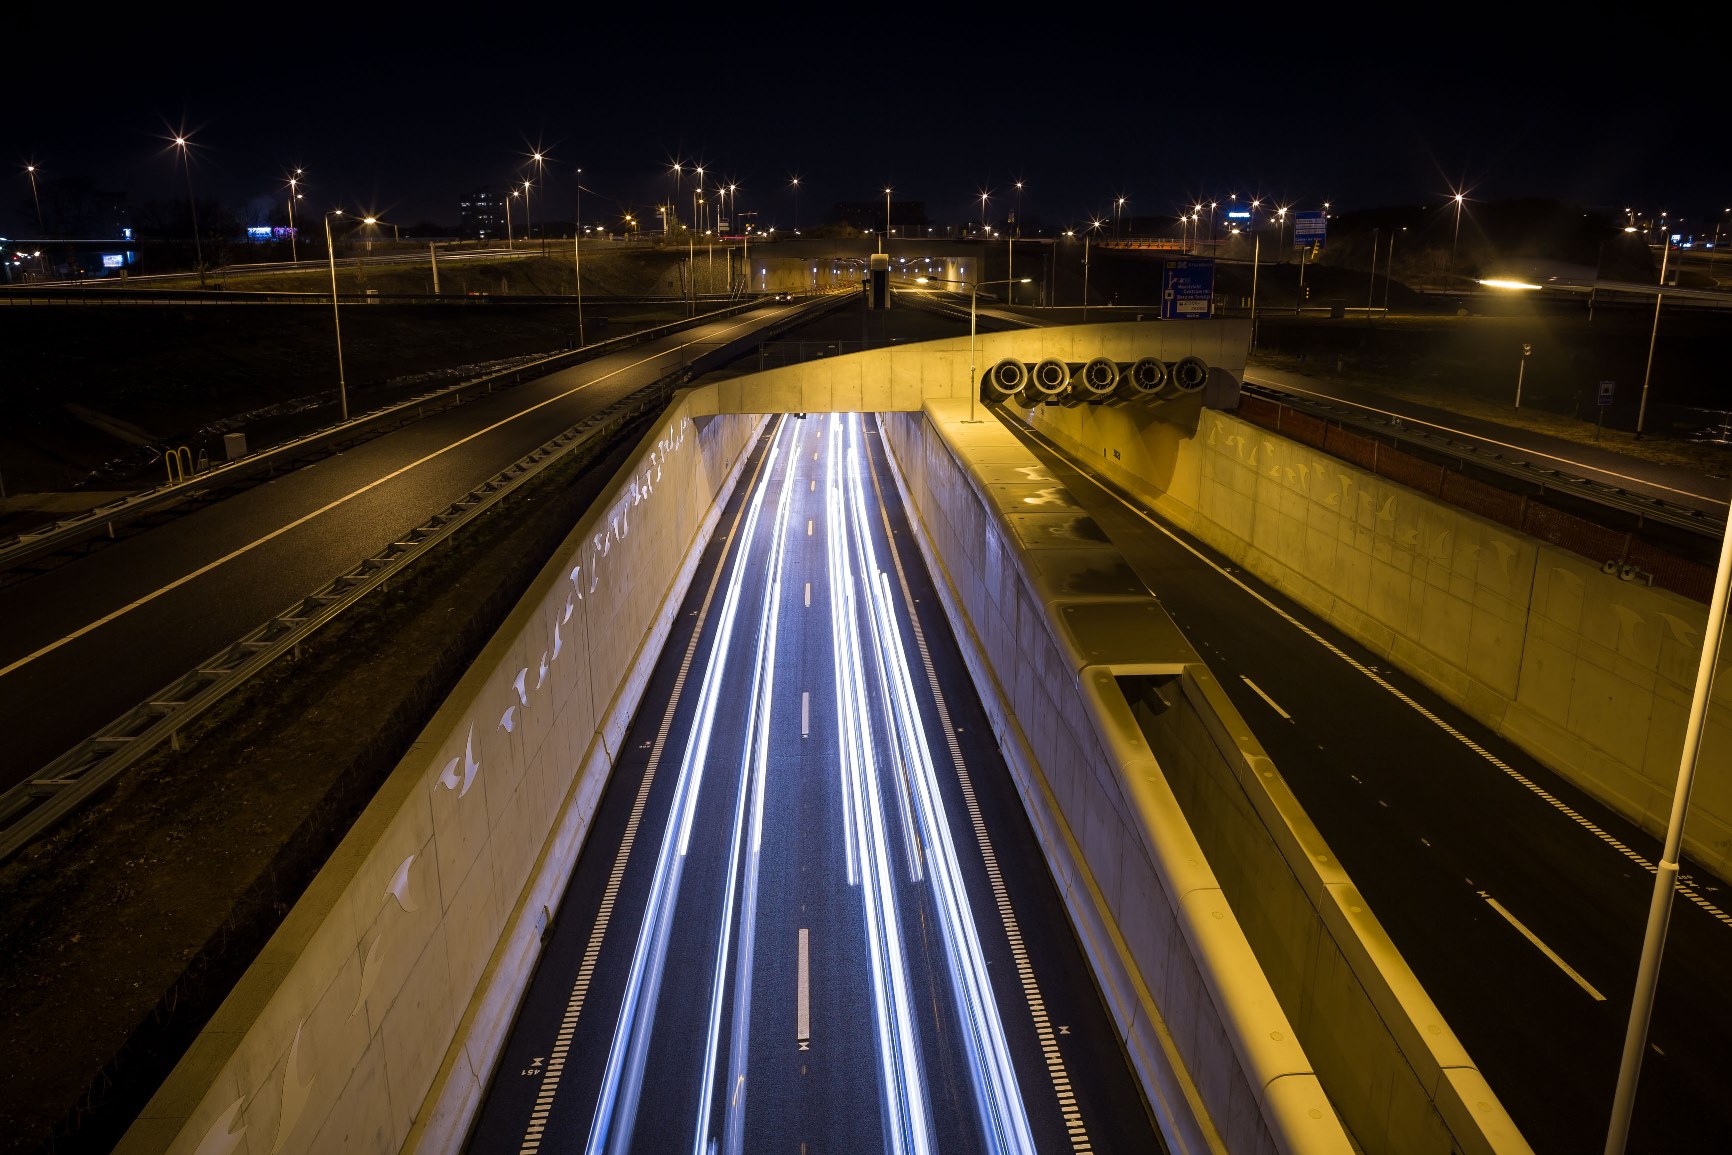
left=583, top=418, right=790, bottom=1155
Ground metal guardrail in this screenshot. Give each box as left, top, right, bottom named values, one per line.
left=1241, top=380, right=1724, bottom=539
left=0, top=298, right=765, bottom=577
left=0, top=288, right=751, bottom=307
left=0, top=374, right=681, bottom=862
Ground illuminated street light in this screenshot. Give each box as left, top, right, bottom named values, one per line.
left=172, top=135, right=206, bottom=288
left=285, top=169, right=303, bottom=264
left=24, top=163, right=43, bottom=233
left=323, top=210, right=354, bottom=421
left=506, top=188, right=518, bottom=248
left=530, top=151, right=547, bottom=256
left=1635, top=237, right=1674, bottom=438
left=790, top=175, right=800, bottom=234
left=883, top=185, right=892, bottom=253
left=574, top=167, right=586, bottom=344
left=523, top=177, right=535, bottom=254
left=1449, top=190, right=1466, bottom=286
left=915, top=273, right=1032, bottom=423
left=978, top=189, right=990, bottom=237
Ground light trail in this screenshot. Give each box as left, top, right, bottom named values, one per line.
left=840, top=417, right=1037, bottom=1155
left=827, top=413, right=934, bottom=1155
left=583, top=418, right=790, bottom=1155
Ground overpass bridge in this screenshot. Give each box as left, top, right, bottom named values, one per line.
left=105, top=310, right=1731, bottom=1154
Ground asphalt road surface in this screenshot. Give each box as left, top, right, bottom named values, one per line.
left=1002, top=413, right=1732, bottom=1154
left=0, top=306, right=796, bottom=791
left=471, top=414, right=1160, bottom=1154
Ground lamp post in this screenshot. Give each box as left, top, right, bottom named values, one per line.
left=522, top=178, right=534, bottom=254
left=506, top=189, right=517, bottom=248
left=285, top=169, right=303, bottom=263
left=790, top=176, right=800, bottom=233
left=25, top=163, right=43, bottom=233
left=1385, top=226, right=1404, bottom=311
left=1515, top=342, right=1532, bottom=407
left=694, top=166, right=705, bottom=233
left=324, top=210, right=355, bottom=421
left=1368, top=227, right=1380, bottom=314
left=530, top=152, right=547, bottom=256
left=1635, top=238, right=1673, bottom=438
left=574, top=169, right=585, bottom=345
left=1250, top=219, right=1263, bottom=348
left=1449, top=191, right=1465, bottom=287
left=690, top=184, right=699, bottom=314
left=916, top=274, right=1032, bottom=423
left=1082, top=217, right=1102, bottom=322
left=883, top=185, right=892, bottom=254
left=173, top=136, right=206, bottom=287
left=978, top=190, right=990, bottom=238
left=669, top=162, right=682, bottom=239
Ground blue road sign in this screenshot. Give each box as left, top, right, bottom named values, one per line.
left=1293, top=210, right=1327, bottom=249
left=1599, top=380, right=1616, bottom=407
left=1161, top=259, right=1215, bottom=319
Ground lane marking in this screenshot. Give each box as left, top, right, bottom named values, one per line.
left=802, top=691, right=810, bottom=738
left=797, top=928, right=811, bottom=1046
left=515, top=424, right=778, bottom=1154
left=807, top=518, right=813, bottom=536
left=804, top=581, right=811, bottom=607
left=1239, top=675, right=1292, bottom=720
left=1009, top=419, right=1732, bottom=931
left=0, top=317, right=771, bottom=683
left=864, top=420, right=1091, bottom=1154
left=1478, top=891, right=1606, bottom=1001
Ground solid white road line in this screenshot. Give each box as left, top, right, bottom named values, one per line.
left=1017, top=420, right=1732, bottom=931
left=1478, top=891, right=1606, bottom=1001
left=797, top=928, right=811, bottom=1044
left=804, top=581, right=811, bottom=607
left=802, top=691, right=810, bottom=738
left=1240, top=675, right=1292, bottom=720
left=1, top=323, right=767, bottom=683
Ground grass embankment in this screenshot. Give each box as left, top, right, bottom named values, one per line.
left=1248, top=310, right=1732, bottom=478
left=0, top=292, right=687, bottom=501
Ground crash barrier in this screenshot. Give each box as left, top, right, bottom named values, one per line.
left=879, top=401, right=1530, bottom=1154
left=983, top=355, right=1212, bottom=407
left=118, top=399, right=768, bottom=1154
left=1029, top=399, right=1732, bottom=883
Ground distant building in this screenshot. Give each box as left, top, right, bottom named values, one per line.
left=460, top=189, right=504, bottom=241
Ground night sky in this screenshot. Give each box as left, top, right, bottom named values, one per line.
left=9, top=4, right=1726, bottom=239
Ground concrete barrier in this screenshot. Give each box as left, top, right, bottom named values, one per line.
left=118, top=398, right=766, bottom=1155
left=879, top=404, right=1351, bottom=1155
left=1026, top=401, right=1732, bottom=881
left=880, top=400, right=1529, bottom=1154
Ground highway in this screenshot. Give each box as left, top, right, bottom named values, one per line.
left=0, top=305, right=798, bottom=792
left=471, top=414, right=1159, bottom=1154
left=1001, top=414, right=1732, bottom=1153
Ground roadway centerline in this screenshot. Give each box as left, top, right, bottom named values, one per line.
left=1477, top=890, right=1607, bottom=1001
left=0, top=317, right=766, bottom=684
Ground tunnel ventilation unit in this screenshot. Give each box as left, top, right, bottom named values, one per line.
left=1066, top=357, right=1120, bottom=406
left=977, top=355, right=1213, bottom=409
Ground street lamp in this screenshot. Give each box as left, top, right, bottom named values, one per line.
left=915, top=274, right=1032, bottom=422
left=883, top=185, right=892, bottom=253
left=1082, top=217, right=1102, bottom=321
left=322, top=210, right=370, bottom=422
left=285, top=169, right=303, bottom=264
left=1515, top=342, right=1532, bottom=407
left=24, top=163, right=43, bottom=233
left=522, top=178, right=534, bottom=253
left=1449, top=190, right=1466, bottom=286
left=978, top=189, right=990, bottom=237
left=506, top=189, right=518, bottom=248
left=790, top=175, right=800, bottom=234
left=669, top=162, right=683, bottom=239
left=529, top=152, right=547, bottom=256
left=173, top=135, right=206, bottom=288
left=574, top=169, right=586, bottom=345
left=1635, top=237, right=1674, bottom=438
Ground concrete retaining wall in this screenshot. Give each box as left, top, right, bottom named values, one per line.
left=118, top=399, right=766, bottom=1155
left=879, top=403, right=1352, bottom=1155
left=881, top=400, right=1528, bottom=1154
left=1027, top=401, right=1732, bottom=880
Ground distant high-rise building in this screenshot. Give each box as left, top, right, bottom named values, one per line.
left=460, top=189, right=504, bottom=241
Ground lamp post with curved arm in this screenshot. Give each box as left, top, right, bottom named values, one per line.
left=173, top=136, right=205, bottom=287
left=915, top=274, right=1032, bottom=423
left=323, top=211, right=395, bottom=422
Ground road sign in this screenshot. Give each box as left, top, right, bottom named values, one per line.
left=1293, top=210, right=1326, bottom=249
left=1599, top=380, right=1616, bottom=407
left=1161, top=259, right=1215, bottom=319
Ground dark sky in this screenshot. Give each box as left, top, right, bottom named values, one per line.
left=9, top=3, right=1726, bottom=239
